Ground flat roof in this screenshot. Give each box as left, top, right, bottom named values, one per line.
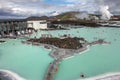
left=0, top=19, right=26, bottom=23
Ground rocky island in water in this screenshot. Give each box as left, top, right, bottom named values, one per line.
left=26, top=37, right=110, bottom=80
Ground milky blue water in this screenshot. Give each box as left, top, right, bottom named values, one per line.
left=0, top=27, right=120, bottom=80
left=0, top=39, right=53, bottom=80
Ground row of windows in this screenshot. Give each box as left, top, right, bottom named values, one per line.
left=28, top=22, right=47, bottom=24
left=40, top=22, right=47, bottom=24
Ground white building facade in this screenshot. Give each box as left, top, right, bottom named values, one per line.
left=27, top=20, right=47, bottom=30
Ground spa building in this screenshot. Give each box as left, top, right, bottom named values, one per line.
left=0, top=17, right=48, bottom=35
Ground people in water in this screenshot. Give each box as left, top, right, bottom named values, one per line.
left=80, top=73, right=85, bottom=78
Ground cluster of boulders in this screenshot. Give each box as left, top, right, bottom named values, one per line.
left=27, top=37, right=86, bottom=49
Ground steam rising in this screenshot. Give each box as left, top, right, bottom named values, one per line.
left=100, top=5, right=113, bottom=20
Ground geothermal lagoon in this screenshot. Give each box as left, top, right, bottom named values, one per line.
left=0, top=27, right=120, bottom=80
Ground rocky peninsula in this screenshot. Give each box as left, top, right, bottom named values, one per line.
left=27, top=37, right=87, bottom=49
left=26, top=37, right=110, bottom=80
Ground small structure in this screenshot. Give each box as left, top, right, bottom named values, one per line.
left=27, top=17, right=48, bottom=30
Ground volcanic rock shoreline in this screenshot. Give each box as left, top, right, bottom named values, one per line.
left=50, top=20, right=101, bottom=28
left=25, top=37, right=111, bottom=80
left=27, top=37, right=87, bottom=49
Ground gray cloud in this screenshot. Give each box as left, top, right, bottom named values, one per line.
left=0, top=0, right=119, bottom=18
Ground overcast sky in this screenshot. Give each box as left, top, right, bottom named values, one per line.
left=0, top=0, right=119, bottom=18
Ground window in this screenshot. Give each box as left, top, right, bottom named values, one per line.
left=40, top=22, right=46, bottom=24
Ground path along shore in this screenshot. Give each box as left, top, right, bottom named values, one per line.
left=23, top=39, right=110, bottom=80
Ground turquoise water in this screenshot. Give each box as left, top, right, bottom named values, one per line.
left=0, top=39, right=53, bottom=80
left=0, top=27, right=120, bottom=80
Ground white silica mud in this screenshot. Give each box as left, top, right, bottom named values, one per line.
left=0, top=69, right=25, bottom=80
